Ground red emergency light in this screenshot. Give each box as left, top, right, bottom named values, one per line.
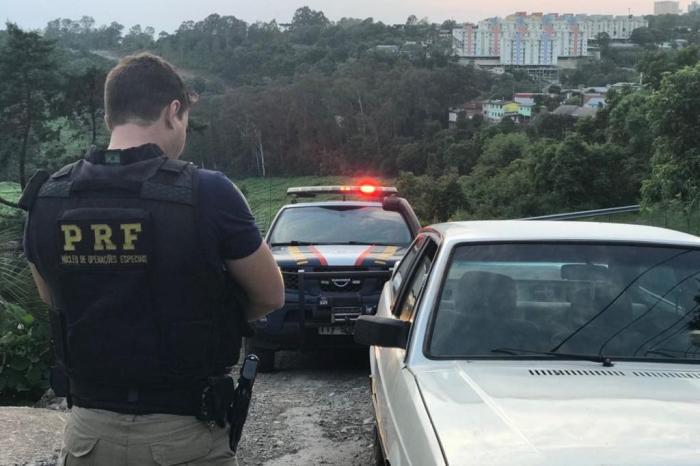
left=287, top=184, right=397, bottom=198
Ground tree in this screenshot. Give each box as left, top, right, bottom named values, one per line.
left=596, top=32, right=611, bottom=58
left=533, top=113, right=576, bottom=139
left=638, top=50, right=676, bottom=89
left=533, top=135, right=631, bottom=212
left=289, top=6, right=329, bottom=44
left=396, top=170, right=464, bottom=223
left=630, top=27, right=661, bottom=47
left=440, top=20, right=457, bottom=30
left=121, top=24, right=155, bottom=51
left=477, top=132, right=529, bottom=172
left=0, top=24, right=60, bottom=188
left=63, top=65, right=108, bottom=145
left=291, top=7, right=330, bottom=29
left=642, top=62, right=700, bottom=211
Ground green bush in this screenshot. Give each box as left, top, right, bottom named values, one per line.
left=0, top=303, right=51, bottom=395
left=0, top=205, right=51, bottom=398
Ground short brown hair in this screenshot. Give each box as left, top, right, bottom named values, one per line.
left=104, top=53, right=196, bottom=127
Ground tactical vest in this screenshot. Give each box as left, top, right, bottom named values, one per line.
left=22, top=147, right=245, bottom=415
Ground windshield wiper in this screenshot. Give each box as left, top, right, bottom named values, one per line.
left=550, top=250, right=691, bottom=353
left=491, top=348, right=614, bottom=367
left=269, top=241, right=315, bottom=246
left=321, top=241, right=398, bottom=246
left=645, top=350, right=680, bottom=358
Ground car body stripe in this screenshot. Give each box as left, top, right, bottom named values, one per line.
left=354, top=246, right=375, bottom=266
left=288, top=246, right=309, bottom=266
left=378, top=246, right=398, bottom=261
left=308, top=245, right=328, bottom=266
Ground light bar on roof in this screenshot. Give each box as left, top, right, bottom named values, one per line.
left=287, top=185, right=398, bottom=198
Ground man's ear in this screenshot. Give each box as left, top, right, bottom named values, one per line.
left=164, top=100, right=182, bottom=130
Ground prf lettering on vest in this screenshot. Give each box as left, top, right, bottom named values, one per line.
left=60, top=225, right=82, bottom=252
left=61, top=223, right=142, bottom=252
left=90, top=224, right=117, bottom=251
left=120, top=224, right=142, bottom=251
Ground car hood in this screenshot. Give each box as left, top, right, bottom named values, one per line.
left=413, top=361, right=700, bottom=466
left=271, top=244, right=405, bottom=268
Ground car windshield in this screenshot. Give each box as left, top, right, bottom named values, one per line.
left=428, top=243, right=700, bottom=361
left=268, top=205, right=412, bottom=246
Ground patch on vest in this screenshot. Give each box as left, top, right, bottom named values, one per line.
left=58, top=209, right=151, bottom=269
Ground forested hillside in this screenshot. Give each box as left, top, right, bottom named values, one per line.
left=5, top=7, right=700, bottom=395
left=3, top=8, right=700, bottom=221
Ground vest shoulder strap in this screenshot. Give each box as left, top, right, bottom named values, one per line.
left=160, top=158, right=191, bottom=174
left=18, top=170, right=50, bottom=211
left=35, top=161, right=82, bottom=200
left=52, top=162, right=77, bottom=179
left=140, top=160, right=198, bottom=205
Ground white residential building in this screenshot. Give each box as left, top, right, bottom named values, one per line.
left=654, top=1, right=680, bottom=14
left=452, top=12, right=647, bottom=66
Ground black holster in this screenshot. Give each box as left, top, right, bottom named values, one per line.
left=196, top=374, right=236, bottom=428
left=228, top=354, right=259, bottom=452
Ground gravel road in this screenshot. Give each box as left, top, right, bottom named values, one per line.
left=0, top=349, right=374, bottom=466
left=236, top=349, right=375, bottom=466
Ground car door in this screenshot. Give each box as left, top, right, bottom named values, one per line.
left=371, top=234, right=442, bottom=466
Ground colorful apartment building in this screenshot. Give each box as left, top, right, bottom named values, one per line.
left=452, top=12, right=647, bottom=67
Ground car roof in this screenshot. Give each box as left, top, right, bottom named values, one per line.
left=280, top=201, right=383, bottom=209
left=425, top=220, right=700, bottom=247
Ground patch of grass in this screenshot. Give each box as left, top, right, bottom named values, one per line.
left=0, top=182, right=21, bottom=217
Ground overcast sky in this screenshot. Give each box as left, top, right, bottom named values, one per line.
left=0, top=0, right=678, bottom=33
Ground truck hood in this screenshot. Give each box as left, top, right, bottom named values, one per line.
left=413, top=361, right=700, bottom=465
left=271, top=244, right=405, bottom=268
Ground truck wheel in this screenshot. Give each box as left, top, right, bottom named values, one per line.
left=373, top=424, right=386, bottom=466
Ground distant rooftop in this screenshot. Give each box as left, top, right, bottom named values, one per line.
left=553, top=105, right=598, bottom=118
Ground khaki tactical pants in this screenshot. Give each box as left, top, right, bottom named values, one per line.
left=60, top=407, right=238, bottom=465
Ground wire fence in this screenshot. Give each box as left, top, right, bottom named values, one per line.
left=541, top=206, right=700, bottom=237
left=589, top=209, right=700, bottom=236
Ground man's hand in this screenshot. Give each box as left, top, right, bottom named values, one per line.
left=226, top=243, right=284, bottom=322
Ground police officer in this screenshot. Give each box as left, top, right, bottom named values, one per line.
left=22, top=53, right=284, bottom=465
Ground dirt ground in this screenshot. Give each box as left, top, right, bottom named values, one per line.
left=1, top=349, right=375, bottom=466
left=236, top=349, right=375, bottom=466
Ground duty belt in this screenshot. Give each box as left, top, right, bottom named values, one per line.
left=70, top=379, right=203, bottom=416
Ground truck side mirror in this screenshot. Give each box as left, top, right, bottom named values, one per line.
left=354, top=316, right=410, bottom=349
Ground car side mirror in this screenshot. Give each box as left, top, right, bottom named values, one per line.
left=354, top=316, right=410, bottom=349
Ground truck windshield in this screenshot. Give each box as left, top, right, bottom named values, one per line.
left=428, top=243, right=700, bottom=362
left=268, top=205, right=412, bottom=246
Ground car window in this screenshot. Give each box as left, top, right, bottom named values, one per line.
left=427, top=242, right=700, bottom=361
left=268, top=205, right=412, bottom=246
left=396, top=239, right=437, bottom=321
left=390, top=235, right=425, bottom=307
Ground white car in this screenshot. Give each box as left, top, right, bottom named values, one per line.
left=355, top=221, right=700, bottom=466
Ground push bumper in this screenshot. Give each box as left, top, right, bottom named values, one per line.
left=250, top=270, right=390, bottom=351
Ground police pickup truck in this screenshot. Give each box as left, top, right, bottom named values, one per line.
left=246, top=184, right=420, bottom=371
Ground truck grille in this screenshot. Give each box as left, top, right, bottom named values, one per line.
left=281, top=266, right=386, bottom=293
left=282, top=268, right=300, bottom=289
